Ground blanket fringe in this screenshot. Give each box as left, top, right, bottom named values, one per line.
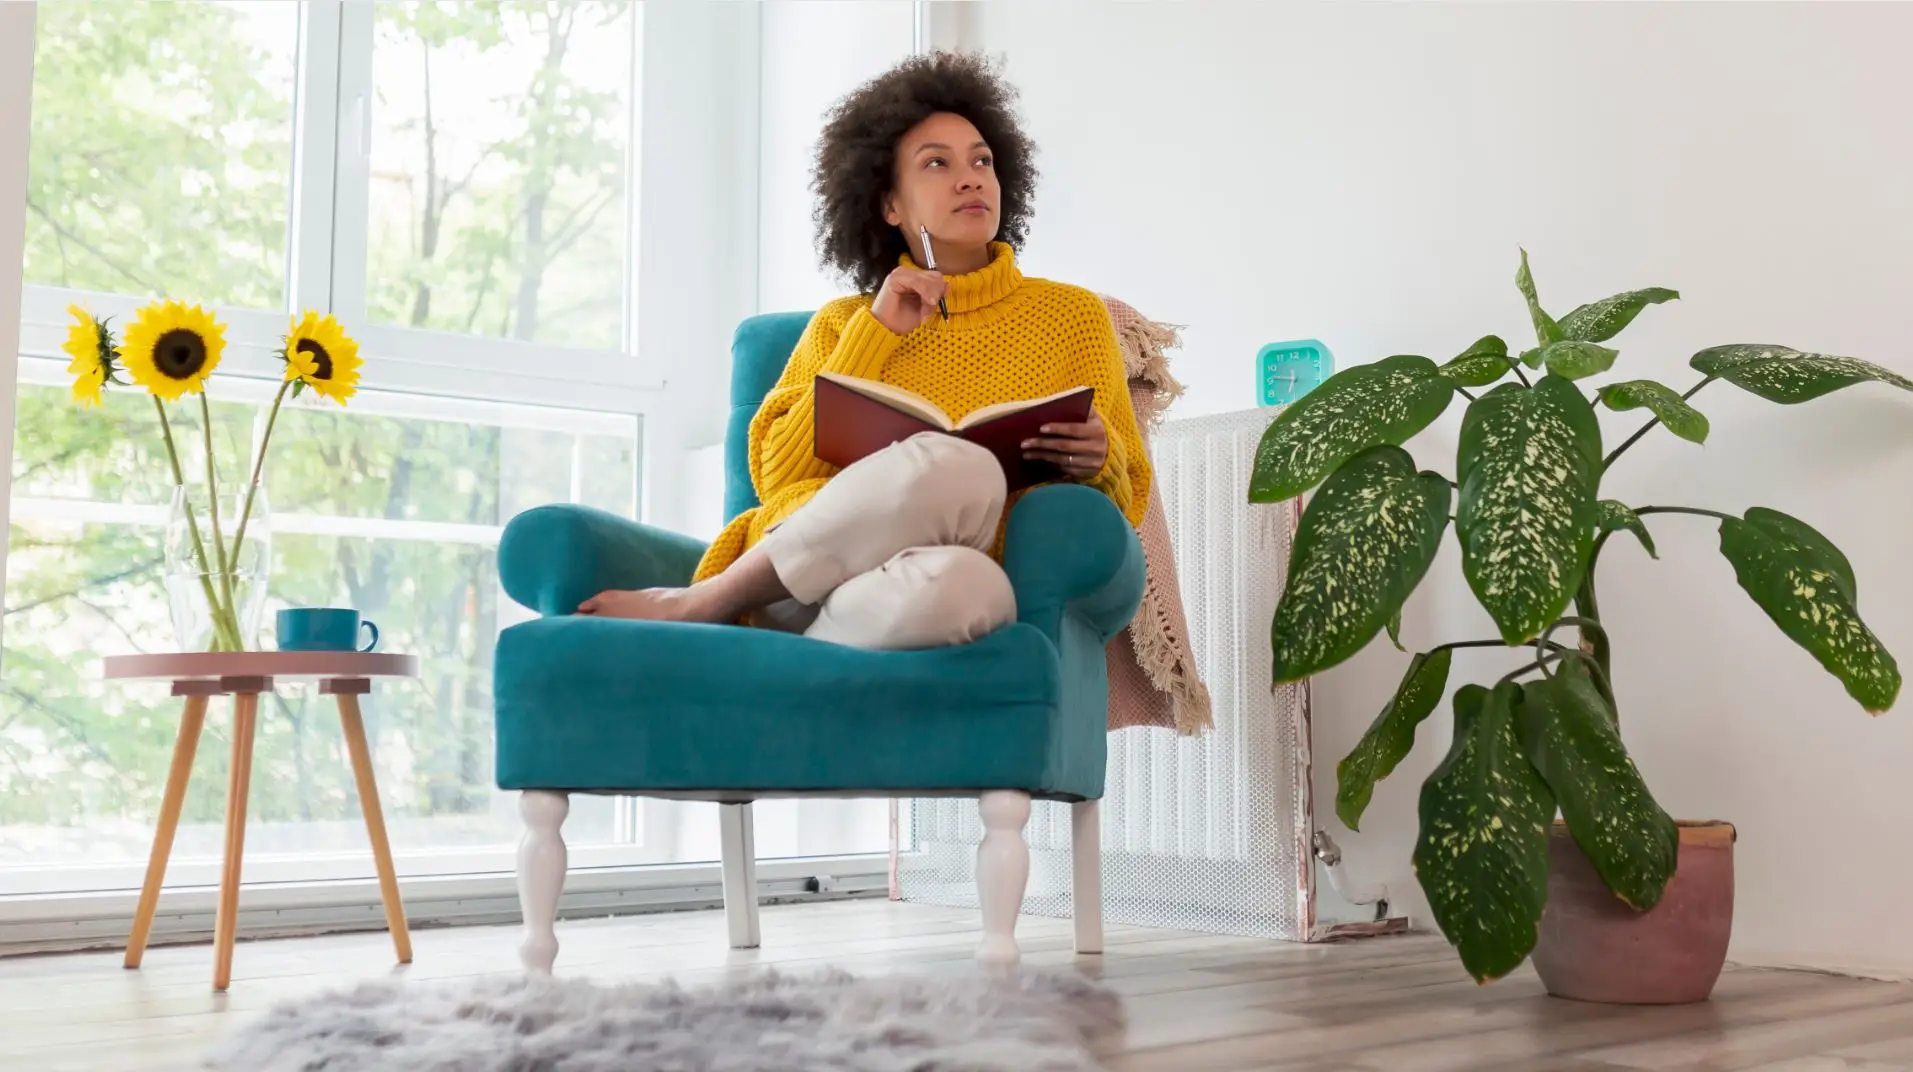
left=1102, top=294, right=1213, bottom=737
left=1127, top=565, right=1215, bottom=735
left=1111, top=316, right=1187, bottom=430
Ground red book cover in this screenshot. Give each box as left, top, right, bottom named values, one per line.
left=813, top=373, right=1096, bottom=493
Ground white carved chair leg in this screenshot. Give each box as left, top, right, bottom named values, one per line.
left=1072, top=798, right=1104, bottom=954
left=719, top=802, right=761, bottom=949
left=516, top=790, right=570, bottom=974
left=975, top=789, right=1032, bottom=967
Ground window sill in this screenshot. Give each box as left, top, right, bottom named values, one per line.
left=0, top=854, right=893, bottom=958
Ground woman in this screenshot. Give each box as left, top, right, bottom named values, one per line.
left=582, top=52, right=1150, bottom=650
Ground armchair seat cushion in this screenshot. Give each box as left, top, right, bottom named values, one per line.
left=494, top=615, right=1103, bottom=801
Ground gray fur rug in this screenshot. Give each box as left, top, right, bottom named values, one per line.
left=202, top=968, right=1124, bottom=1071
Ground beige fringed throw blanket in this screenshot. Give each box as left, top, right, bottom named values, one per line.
left=1100, top=296, right=1213, bottom=736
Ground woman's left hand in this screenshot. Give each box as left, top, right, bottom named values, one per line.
left=1023, top=409, right=1108, bottom=481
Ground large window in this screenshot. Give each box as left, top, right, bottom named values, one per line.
left=3, top=0, right=650, bottom=898
left=5, top=0, right=899, bottom=904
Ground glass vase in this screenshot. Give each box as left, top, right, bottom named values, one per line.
left=164, top=482, right=272, bottom=652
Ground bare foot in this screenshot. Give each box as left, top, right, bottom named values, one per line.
left=577, top=586, right=732, bottom=623
left=576, top=549, right=790, bottom=625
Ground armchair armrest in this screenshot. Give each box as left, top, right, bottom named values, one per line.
left=499, top=505, right=710, bottom=618
left=1000, top=485, right=1146, bottom=644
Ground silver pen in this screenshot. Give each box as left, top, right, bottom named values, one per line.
left=919, top=226, right=951, bottom=321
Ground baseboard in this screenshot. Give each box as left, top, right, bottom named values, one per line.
left=1312, top=916, right=1413, bottom=941
left=1724, top=952, right=1913, bottom=984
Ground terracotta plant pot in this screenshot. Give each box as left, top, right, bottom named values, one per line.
left=1531, top=820, right=1736, bottom=1004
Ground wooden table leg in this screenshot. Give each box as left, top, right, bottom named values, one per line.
left=336, top=693, right=413, bottom=964
left=211, top=693, right=259, bottom=992
left=125, top=694, right=209, bottom=969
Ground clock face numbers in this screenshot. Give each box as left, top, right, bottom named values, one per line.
left=1259, top=340, right=1332, bottom=406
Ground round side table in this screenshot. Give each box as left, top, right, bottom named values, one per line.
left=103, top=651, right=420, bottom=991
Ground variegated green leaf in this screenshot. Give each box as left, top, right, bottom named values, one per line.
left=1718, top=508, right=1901, bottom=713
left=1691, top=345, right=1913, bottom=404
left=1558, top=288, right=1679, bottom=343
left=1538, top=340, right=1619, bottom=381
left=1337, top=648, right=1451, bottom=831
left=1457, top=377, right=1604, bottom=645
left=1598, top=380, right=1711, bottom=444
left=1596, top=500, right=1657, bottom=559
left=1249, top=356, right=1457, bottom=503
left=1516, top=249, right=1563, bottom=347
left=1270, top=445, right=1452, bottom=682
left=1386, top=607, right=1406, bottom=651
left=1742, top=506, right=1855, bottom=593
left=1516, top=657, right=1678, bottom=910
left=1520, top=347, right=1544, bottom=370
left=1414, top=683, right=1554, bottom=984
left=1439, top=336, right=1515, bottom=388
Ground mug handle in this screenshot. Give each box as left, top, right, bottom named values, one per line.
left=358, top=620, right=380, bottom=653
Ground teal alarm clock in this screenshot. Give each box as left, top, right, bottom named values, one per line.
left=1258, top=339, right=1333, bottom=406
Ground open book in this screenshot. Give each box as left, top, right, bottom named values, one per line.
left=813, top=372, right=1096, bottom=492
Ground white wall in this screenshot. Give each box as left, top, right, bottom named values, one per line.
left=0, top=1, right=35, bottom=625
left=759, top=2, right=917, bottom=314
left=644, top=2, right=912, bottom=536
left=949, top=1, right=1913, bottom=976
left=633, top=1, right=761, bottom=533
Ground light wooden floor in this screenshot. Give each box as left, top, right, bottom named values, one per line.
left=1, top=899, right=1910, bottom=1071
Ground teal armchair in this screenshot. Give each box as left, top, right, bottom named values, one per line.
left=493, top=311, right=1146, bottom=972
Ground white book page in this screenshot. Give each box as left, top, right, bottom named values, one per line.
left=817, top=372, right=954, bottom=430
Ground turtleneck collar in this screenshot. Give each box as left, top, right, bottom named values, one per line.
left=901, top=241, right=1023, bottom=315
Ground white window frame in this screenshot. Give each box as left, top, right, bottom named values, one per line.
left=0, top=0, right=925, bottom=936
left=1, top=0, right=674, bottom=901
left=0, top=2, right=36, bottom=635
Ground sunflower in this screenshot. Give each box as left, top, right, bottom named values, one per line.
left=61, top=304, right=120, bottom=408
left=281, top=311, right=362, bottom=405
left=121, top=300, right=226, bottom=401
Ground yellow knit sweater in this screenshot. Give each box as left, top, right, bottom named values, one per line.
left=692, top=242, right=1151, bottom=583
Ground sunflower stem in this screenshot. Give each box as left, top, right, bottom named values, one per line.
left=229, top=380, right=288, bottom=579
left=198, top=393, right=241, bottom=650
left=155, top=398, right=238, bottom=652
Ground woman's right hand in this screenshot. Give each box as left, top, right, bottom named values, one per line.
left=870, top=266, right=948, bottom=335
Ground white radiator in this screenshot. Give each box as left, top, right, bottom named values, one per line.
left=895, top=408, right=1321, bottom=941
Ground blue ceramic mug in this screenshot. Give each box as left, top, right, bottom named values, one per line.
left=276, top=608, right=380, bottom=653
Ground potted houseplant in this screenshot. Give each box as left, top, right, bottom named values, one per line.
left=1248, top=252, right=1909, bottom=1002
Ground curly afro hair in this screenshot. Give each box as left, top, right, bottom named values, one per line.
left=811, top=51, right=1039, bottom=295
